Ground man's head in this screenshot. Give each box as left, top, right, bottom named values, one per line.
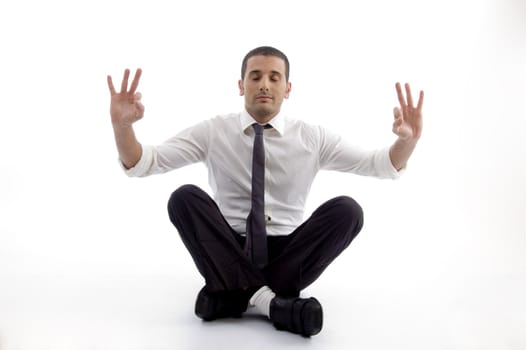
left=241, top=46, right=290, bottom=82
left=239, top=46, right=292, bottom=124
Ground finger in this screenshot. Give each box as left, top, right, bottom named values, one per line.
left=393, top=117, right=403, bottom=129
left=133, top=92, right=142, bottom=106
left=120, top=69, right=130, bottom=93
left=396, top=82, right=409, bottom=118
left=416, top=90, right=424, bottom=112
left=393, top=119, right=403, bottom=135
left=135, top=100, right=145, bottom=113
left=107, top=75, right=116, bottom=95
left=405, top=83, right=414, bottom=108
left=129, top=68, right=142, bottom=95
left=395, top=82, right=406, bottom=108
left=393, top=106, right=403, bottom=119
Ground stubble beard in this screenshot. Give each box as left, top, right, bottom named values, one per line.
left=248, top=101, right=279, bottom=123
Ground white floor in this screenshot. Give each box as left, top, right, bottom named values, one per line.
left=1, top=246, right=525, bottom=350
left=1, top=163, right=525, bottom=349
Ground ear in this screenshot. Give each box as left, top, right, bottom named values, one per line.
left=284, top=82, right=292, bottom=99
left=238, top=79, right=244, bottom=96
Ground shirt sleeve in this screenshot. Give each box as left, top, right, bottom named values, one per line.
left=318, top=126, right=403, bottom=179
left=120, top=120, right=211, bottom=178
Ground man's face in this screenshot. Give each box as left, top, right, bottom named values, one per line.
left=239, top=55, right=291, bottom=123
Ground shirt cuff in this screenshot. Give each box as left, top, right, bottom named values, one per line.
left=378, top=147, right=405, bottom=179
left=119, top=145, right=155, bottom=177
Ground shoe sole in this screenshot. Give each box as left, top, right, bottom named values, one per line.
left=195, top=288, right=245, bottom=321
left=300, top=297, right=323, bottom=336
left=272, top=297, right=323, bottom=337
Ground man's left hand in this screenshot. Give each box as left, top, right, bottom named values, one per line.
left=393, top=82, right=424, bottom=142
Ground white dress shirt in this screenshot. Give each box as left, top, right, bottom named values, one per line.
left=123, top=110, right=401, bottom=236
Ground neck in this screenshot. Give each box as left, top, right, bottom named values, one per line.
left=247, top=109, right=279, bottom=125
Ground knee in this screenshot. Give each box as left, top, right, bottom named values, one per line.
left=167, top=184, right=205, bottom=211
left=167, top=184, right=207, bottom=227
left=168, top=185, right=202, bottom=204
left=330, top=195, right=363, bottom=216
left=330, top=196, right=364, bottom=233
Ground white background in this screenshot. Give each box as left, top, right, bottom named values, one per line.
left=0, top=0, right=525, bottom=349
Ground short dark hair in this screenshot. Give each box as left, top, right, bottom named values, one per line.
left=241, top=46, right=290, bottom=82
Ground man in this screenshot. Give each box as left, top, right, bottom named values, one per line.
left=107, top=46, right=423, bottom=337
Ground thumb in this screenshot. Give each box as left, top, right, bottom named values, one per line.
left=393, top=106, right=403, bottom=119
left=135, top=101, right=145, bottom=114
left=134, top=92, right=145, bottom=114
left=393, top=117, right=403, bottom=134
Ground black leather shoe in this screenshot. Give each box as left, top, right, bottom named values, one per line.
left=269, top=296, right=323, bottom=337
left=194, top=287, right=249, bottom=321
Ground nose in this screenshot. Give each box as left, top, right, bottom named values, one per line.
left=259, top=77, right=270, bottom=92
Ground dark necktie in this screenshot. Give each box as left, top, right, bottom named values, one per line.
left=245, top=123, right=268, bottom=268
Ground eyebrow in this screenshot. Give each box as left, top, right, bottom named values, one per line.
left=248, top=70, right=283, bottom=77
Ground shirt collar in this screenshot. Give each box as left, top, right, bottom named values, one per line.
left=240, top=109, right=285, bottom=136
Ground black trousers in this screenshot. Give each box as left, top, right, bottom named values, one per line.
left=167, top=184, right=363, bottom=297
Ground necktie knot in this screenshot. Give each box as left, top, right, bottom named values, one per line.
left=252, top=123, right=264, bottom=135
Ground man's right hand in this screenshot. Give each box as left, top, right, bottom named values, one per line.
left=107, top=68, right=144, bottom=128
left=107, top=68, right=144, bottom=169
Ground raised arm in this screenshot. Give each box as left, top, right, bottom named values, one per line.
left=389, top=82, right=424, bottom=171
left=107, top=68, right=145, bottom=169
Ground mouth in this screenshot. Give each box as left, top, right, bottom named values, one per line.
left=256, top=95, right=272, bottom=102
